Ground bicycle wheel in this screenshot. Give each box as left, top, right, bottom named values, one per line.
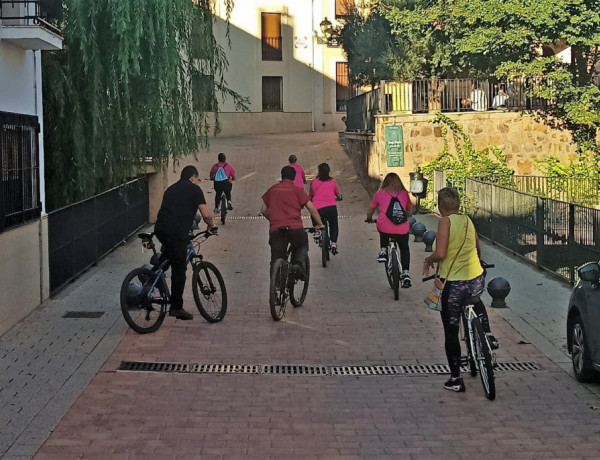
left=269, top=259, right=288, bottom=321
left=463, top=314, right=477, bottom=377
left=290, top=254, right=310, bottom=307
left=472, top=316, right=496, bottom=400
left=390, top=248, right=400, bottom=300
left=192, top=261, right=227, bottom=323
left=120, top=267, right=167, bottom=334
left=321, top=225, right=329, bottom=267
left=220, top=193, right=227, bottom=225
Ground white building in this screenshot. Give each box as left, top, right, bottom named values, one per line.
left=209, top=0, right=363, bottom=136
left=0, top=0, right=62, bottom=335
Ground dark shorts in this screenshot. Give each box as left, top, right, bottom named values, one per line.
left=442, top=274, right=485, bottom=326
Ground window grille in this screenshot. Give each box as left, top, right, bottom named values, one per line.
left=335, top=0, right=351, bottom=18
left=0, top=111, right=41, bottom=232
left=336, top=62, right=351, bottom=112
left=261, top=13, right=282, bottom=61
left=262, top=77, right=283, bottom=112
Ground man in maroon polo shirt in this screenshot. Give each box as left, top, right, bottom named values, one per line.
left=261, top=166, right=323, bottom=280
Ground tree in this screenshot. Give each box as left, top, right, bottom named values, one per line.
left=42, top=0, right=248, bottom=209
left=378, top=0, right=600, bottom=155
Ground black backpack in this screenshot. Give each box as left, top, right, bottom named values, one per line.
left=385, top=195, right=407, bottom=224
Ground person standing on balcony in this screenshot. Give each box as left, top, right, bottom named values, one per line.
left=288, top=155, right=307, bottom=190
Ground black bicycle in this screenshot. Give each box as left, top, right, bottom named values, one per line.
left=219, top=190, right=227, bottom=225
left=366, top=219, right=404, bottom=300
left=313, top=218, right=337, bottom=267
left=423, top=263, right=497, bottom=400
left=269, top=227, right=312, bottom=321
left=120, top=229, right=227, bottom=333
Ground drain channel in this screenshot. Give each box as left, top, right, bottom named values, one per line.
left=118, top=361, right=540, bottom=375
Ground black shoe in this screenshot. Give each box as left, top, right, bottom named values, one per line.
left=443, top=376, right=465, bottom=392
left=401, top=272, right=412, bottom=288
left=227, top=201, right=233, bottom=211
left=169, top=308, right=193, bottom=320
left=486, top=333, right=499, bottom=350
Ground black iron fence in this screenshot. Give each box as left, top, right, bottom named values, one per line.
left=0, top=0, right=62, bottom=35
left=0, top=111, right=41, bottom=233
left=512, top=175, right=600, bottom=206
left=466, top=178, right=600, bottom=284
left=346, top=87, right=382, bottom=132
left=48, top=178, right=148, bottom=295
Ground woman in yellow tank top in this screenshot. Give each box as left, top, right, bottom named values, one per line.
left=423, top=187, right=497, bottom=393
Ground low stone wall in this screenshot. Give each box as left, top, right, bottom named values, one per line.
left=343, top=111, right=581, bottom=192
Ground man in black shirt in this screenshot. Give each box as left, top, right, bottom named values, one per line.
left=154, top=165, right=217, bottom=320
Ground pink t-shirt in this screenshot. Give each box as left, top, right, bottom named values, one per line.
left=209, top=162, right=235, bottom=183
left=371, top=189, right=412, bottom=234
left=310, top=178, right=340, bottom=209
left=289, top=163, right=306, bottom=189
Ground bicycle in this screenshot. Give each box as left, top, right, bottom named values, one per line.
left=313, top=218, right=337, bottom=267
left=366, top=219, right=406, bottom=300
left=120, top=229, right=227, bottom=333
left=269, top=227, right=312, bottom=321
left=423, top=263, right=497, bottom=400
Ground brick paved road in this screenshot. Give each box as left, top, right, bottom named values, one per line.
left=25, top=133, right=600, bottom=458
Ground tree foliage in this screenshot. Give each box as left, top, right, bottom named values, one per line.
left=43, top=0, right=247, bottom=209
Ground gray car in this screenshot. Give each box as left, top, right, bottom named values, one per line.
left=567, top=261, right=600, bottom=382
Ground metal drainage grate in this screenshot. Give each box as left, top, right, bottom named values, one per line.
left=63, top=311, right=105, bottom=319
left=118, top=361, right=541, bottom=376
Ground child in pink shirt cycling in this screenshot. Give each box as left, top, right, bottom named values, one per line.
left=309, top=163, right=342, bottom=253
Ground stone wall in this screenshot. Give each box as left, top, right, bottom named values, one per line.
left=343, top=111, right=580, bottom=194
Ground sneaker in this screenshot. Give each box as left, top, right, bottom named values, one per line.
left=443, top=376, right=465, bottom=392
left=227, top=200, right=233, bottom=211
left=330, top=242, right=338, bottom=255
left=168, top=308, right=193, bottom=320
left=213, top=208, right=220, bottom=214
left=313, top=230, right=321, bottom=239
left=377, top=250, right=388, bottom=263
left=401, top=272, right=412, bottom=288
left=486, top=333, right=499, bottom=350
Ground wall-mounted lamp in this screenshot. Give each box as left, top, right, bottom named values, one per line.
left=314, top=17, right=340, bottom=47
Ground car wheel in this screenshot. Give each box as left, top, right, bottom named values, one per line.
left=571, top=315, right=597, bottom=383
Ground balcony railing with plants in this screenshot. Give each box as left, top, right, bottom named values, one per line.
left=0, top=0, right=62, bottom=36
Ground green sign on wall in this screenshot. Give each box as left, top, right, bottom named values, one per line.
left=385, top=125, right=404, bottom=167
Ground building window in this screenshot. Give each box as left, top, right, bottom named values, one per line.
left=261, top=13, right=282, bottom=61
left=262, top=77, right=283, bottom=112
left=0, top=111, right=41, bottom=232
left=335, top=0, right=351, bottom=19
left=192, top=74, right=217, bottom=111
left=336, top=62, right=351, bottom=112
left=191, top=1, right=213, bottom=60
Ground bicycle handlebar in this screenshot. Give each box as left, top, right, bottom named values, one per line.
left=422, top=262, right=494, bottom=282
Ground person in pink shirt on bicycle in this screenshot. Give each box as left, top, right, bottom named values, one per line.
left=366, top=172, right=413, bottom=287
left=288, top=155, right=307, bottom=190
left=209, top=152, right=236, bottom=213
left=309, top=163, right=342, bottom=253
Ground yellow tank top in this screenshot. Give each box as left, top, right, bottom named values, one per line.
left=439, top=214, right=483, bottom=281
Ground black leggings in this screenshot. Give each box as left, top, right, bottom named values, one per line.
left=214, top=181, right=232, bottom=208
left=379, top=232, right=410, bottom=270
left=441, top=290, right=491, bottom=378
left=311, top=205, right=339, bottom=242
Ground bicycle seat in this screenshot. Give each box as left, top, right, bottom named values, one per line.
left=138, top=232, right=153, bottom=239
left=465, top=295, right=481, bottom=305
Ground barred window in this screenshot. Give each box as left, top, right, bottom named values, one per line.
left=261, top=13, right=282, bottom=61
left=336, top=62, right=351, bottom=112
left=335, top=0, right=352, bottom=18
left=262, top=77, right=283, bottom=112
left=0, top=112, right=41, bottom=232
